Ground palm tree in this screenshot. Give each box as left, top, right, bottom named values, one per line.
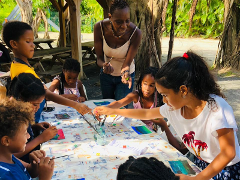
left=182, top=131, right=198, bottom=156
left=194, top=140, right=208, bottom=158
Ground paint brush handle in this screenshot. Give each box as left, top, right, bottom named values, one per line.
left=52, top=154, right=70, bottom=159
left=101, top=115, right=107, bottom=126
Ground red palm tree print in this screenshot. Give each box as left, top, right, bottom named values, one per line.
left=182, top=131, right=208, bottom=160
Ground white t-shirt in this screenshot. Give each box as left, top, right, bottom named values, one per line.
left=160, top=94, right=240, bottom=166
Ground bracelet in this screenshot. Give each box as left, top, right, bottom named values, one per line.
left=121, top=70, right=130, bottom=77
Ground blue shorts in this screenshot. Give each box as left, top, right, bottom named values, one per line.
left=100, top=68, right=134, bottom=101
left=194, top=156, right=240, bottom=179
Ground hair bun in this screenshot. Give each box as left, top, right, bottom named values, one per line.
left=183, top=53, right=189, bottom=59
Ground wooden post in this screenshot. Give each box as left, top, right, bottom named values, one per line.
left=68, top=0, right=84, bottom=79
left=58, top=0, right=66, bottom=47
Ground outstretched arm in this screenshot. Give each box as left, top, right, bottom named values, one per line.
left=44, top=87, right=91, bottom=115
left=107, top=92, right=138, bottom=109
left=94, top=106, right=163, bottom=120
left=177, top=128, right=236, bottom=180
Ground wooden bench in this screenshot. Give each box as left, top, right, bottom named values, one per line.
left=33, top=38, right=56, bottom=50
left=31, top=47, right=72, bottom=71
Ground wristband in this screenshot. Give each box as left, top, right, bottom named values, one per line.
left=121, top=70, right=130, bottom=77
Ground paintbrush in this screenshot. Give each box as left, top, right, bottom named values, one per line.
left=81, top=114, right=100, bottom=135
left=103, top=56, right=113, bottom=71
left=90, top=111, right=100, bottom=126
left=52, top=154, right=71, bottom=159
left=101, top=115, right=107, bottom=126
left=112, top=115, right=119, bottom=125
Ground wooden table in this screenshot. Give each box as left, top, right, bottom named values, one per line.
left=40, top=100, right=200, bottom=179
left=81, top=41, right=96, bottom=61
left=30, top=47, right=71, bottom=81
left=34, top=38, right=56, bottom=50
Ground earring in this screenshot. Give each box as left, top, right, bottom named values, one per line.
left=182, top=95, right=186, bottom=99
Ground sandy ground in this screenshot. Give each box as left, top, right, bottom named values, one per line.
left=38, top=32, right=240, bottom=142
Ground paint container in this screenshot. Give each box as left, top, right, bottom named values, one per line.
left=94, top=124, right=107, bottom=146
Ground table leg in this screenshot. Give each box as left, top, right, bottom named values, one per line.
left=47, top=43, right=53, bottom=49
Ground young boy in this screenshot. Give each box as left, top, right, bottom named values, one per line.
left=2, top=21, right=91, bottom=118
left=0, top=96, right=54, bottom=180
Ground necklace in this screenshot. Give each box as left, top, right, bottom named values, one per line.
left=110, top=21, right=126, bottom=39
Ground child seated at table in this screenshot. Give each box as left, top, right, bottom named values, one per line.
left=9, top=73, right=58, bottom=163
left=0, top=96, right=54, bottom=180
left=2, top=21, right=91, bottom=117
left=94, top=51, right=240, bottom=180
left=106, top=67, right=165, bottom=131
left=117, top=156, right=179, bottom=180
left=49, top=58, right=87, bottom=102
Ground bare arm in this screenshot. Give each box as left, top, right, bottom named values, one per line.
left=48, top=79, right=59, bottom=92
left=177, top=128, right=236, bottom=180
left=94, top=22, right=105, bottom=68
left=77, top=80, right=87, bottom=100
left=14, top=136, right=44, bottom=159
left=121, top=27, right=142, bottom=69
left=14, top=126, right=58, bottom=158
left=44, top=86, right=91, bottom=115
left=107, top=92, right=138, bottom=109
left=94, top=106, right=163, bottom=120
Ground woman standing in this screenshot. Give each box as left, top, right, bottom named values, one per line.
left=94, top=0, right=142, bottom=101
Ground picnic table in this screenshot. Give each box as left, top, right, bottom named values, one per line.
left=40, top=99, right=200, bottom=179
left=33, top=38, right=56, bottom=50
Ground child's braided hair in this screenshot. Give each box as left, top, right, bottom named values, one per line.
left=8, top=73, right=45, bottom=102
left=59, top=58, right=80, bottom=95
left=117, top=156, right=179, bottom=180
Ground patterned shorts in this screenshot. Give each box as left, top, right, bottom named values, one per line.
left=194, top=156, right=240, bottom=180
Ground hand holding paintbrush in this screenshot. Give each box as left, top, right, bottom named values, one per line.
left=103, top=56, right=114, bottom=74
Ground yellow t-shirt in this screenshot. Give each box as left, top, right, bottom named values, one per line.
left=10, top=62, right=40, bottom=80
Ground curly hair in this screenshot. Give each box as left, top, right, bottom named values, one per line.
left=155, top=51, right=224, bottom=104
left=110, top=0, right=129, bottom=15
left=0, top=96, right=34, bottom=139
left=59, top=58, right=80, bottom=95
left=2, top=21, right=32, bottom=49
left=117, top=156, right=179, bottom=180
left=8, top=73, right=46, bottom=102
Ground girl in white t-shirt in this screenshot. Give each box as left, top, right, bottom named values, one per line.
left=94, top=51, right=240, bottom=180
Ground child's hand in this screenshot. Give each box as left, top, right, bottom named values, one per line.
left=38, top=157, right=54, bottom=180
left=32, top=122, right=50, bottom=130
left=103, top=62, right=114, bottom=74
left=152, top=118, right=168, bottom=132
left=78, top=96, right=86, bottom=102
left=40, top=126, right=58, bottom=142
left=66, top=94, right=79, bottom=101
left=75, top=103, right=92, bottom=115
left=29, top=150, right=46, bottom=166
left=94, top=106, right=113, bottom=117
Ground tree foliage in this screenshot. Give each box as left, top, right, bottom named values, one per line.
left=164, top=0, right=224, bottom=38
left=0, top=0, right=17, bottom=31
left=80, top=0, right=103, bottom=33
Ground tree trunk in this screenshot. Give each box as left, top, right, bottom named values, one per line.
left=32, top=9, right=42, bottom=38
left=105, top=0, right=164, bottom=74
left=32, top=8, right=50, bottom=39
left=167, top=0, right=177, bottom=61
left=214, top=0, right=240, bottom=69
left=189, top=0, right=199, bottom=31
left=15, top=0, right=33, bottom=25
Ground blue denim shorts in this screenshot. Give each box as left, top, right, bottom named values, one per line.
left=100, top=68, right=135, bottom=101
